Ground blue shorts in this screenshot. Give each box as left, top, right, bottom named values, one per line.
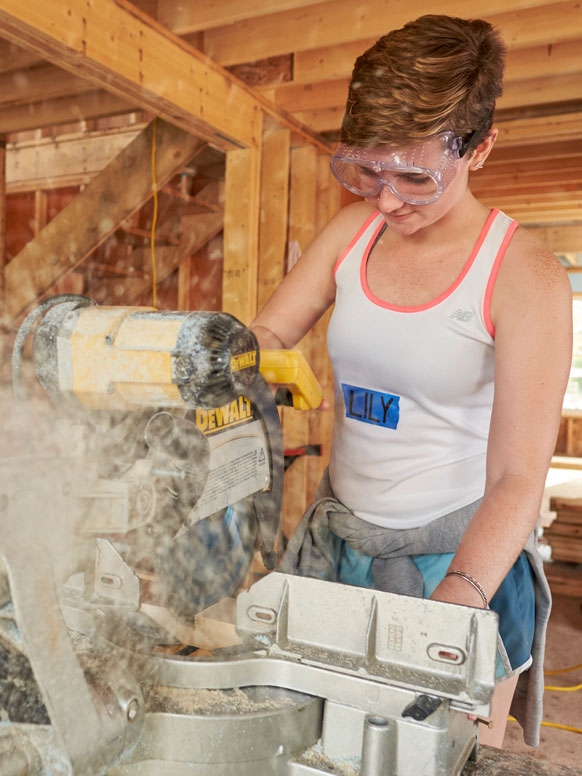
left=327, top=536, right=535, bottom=681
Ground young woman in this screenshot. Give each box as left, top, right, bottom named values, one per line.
left=251, top=15, right=572, bottom=747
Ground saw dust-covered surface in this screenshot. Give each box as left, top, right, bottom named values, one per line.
left=144, top=684, right=303, bottom=715
left=294, top=743, right=359, bottom=776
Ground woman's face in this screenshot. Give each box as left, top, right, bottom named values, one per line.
left=367, top=156, right=472, bottom=235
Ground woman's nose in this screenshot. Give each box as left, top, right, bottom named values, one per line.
left=372, top=184, right=406, bottom=211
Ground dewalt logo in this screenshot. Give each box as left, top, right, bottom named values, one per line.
left=195, top=396, right=253, bottom=434
left=230, top=350, right=257, bottom=372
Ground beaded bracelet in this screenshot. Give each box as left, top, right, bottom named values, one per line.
left=444, top=570, right=489, bottom=608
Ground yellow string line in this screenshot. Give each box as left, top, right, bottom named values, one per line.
left=545, top=664, right=582, bottom=676
left=508, top=716, right=582, bottom=735
left=150, top=117, right=159, bottom=309
left=544, top=683, right=582, bottom=692
left=544, top=664, right=582, bottom=692
left=541, top=720, right=582, bottom=734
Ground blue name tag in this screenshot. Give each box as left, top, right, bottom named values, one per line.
left=341, top=383, right=400, bottom=429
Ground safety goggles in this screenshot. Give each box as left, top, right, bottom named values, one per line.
left=330, top=131, right=467, bottom=205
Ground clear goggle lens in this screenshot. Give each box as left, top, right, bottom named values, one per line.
left=330, top=132, right=464, bottom=205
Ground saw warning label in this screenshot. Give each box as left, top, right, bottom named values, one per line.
left=195, top=396, right=252, bottom=434
left=189, top=420, right=270, bottom=522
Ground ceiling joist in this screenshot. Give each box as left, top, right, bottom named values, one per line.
left=201, top=0, right=580, bottom=66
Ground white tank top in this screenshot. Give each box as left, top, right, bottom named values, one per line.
left=327, top=207, right=518, bottom=529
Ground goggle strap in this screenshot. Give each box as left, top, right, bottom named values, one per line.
left=458, top=110, right=495, bottom=158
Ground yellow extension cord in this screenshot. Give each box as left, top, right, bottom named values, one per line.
left=509, top=663, right=582, bottom=734
left=150, top=117, right=159, bottom=308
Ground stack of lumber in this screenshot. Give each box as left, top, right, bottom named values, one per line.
left=544, top=497, right=582, bottom=597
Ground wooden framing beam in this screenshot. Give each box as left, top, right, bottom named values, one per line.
left=476, top=194, right=582, bottom=225
left=495, top=112, right=582, bottom=146
left=6, top=125, right=145, bottom=192
left=0, top=0, right=330, bottom=153
left=158, top=0, right=317, bottom=34
left=263, top=65, right=582, bottom=125
left=0, top=0, right=262, bottom=151
left=5, top=119, right=203, bottom=320
left=203, top=0, right=577, bottom=66
left=498, top=72, right=582, bottom=111
left=0, top=90, right=136, bottom=136
left=0, top=63, right=91, bottom=107
left=488, top=138, right=582, bottom=164
left=0, top=38, right=42, bottom=71
left=526, top=224, right=582, bottom=253
left=292, top=35, right=582, bottom=87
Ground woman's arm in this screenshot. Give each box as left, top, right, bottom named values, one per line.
left=432, top=229, right=573, bottom=607
left=250, top=201, right=374, bottom=349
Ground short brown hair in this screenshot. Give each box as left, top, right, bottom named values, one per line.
left=341, top=15, right=506, bottom=149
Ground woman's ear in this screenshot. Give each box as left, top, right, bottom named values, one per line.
left=470, top=129, right=498, bottom=171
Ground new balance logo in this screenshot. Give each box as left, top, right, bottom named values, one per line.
left=449, top=309, right=474, bottom=322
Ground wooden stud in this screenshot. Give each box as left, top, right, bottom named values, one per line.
left=257, top=127, right=290, bottom=312
left=222, top=138, right=263, bottom=324
left=280, top=144, right=317, bottom=537
left=177, top=255, right=192, bottom=311
left=0, top=136, right=5, bottom=326
left=33, top=190, right=47, bottom=235
left=305, top=155, right=341, bottom=502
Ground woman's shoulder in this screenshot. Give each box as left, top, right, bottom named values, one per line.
left=495, top=217, right=571, bottom=306
left=506, top=222, right=568, bottom=277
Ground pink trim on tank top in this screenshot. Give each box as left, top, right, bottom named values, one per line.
left=359, top=208, right=504, bottom=313
left=334, top=210, right=386, bottom=276
left=483, top=219, right=519, bottom=338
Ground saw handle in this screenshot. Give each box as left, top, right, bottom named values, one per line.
left=259, top=349, right=323, bottom=410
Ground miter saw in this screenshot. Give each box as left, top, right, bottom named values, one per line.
left=0, top=295, right=499, bottom=776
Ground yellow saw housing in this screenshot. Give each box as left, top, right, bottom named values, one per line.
left=31, top=300, right=322, bottom=412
